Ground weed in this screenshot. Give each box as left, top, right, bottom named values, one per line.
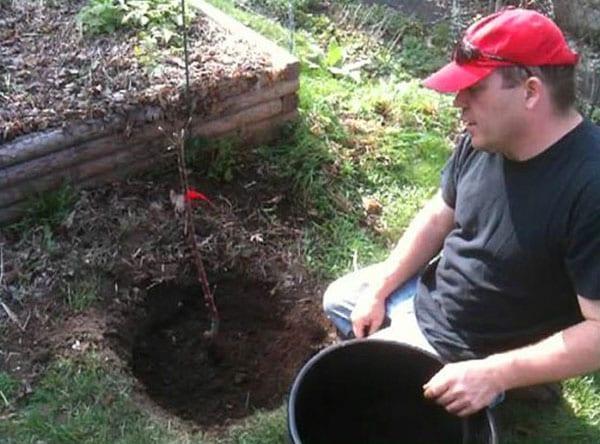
left=185, top=136, right=240, bottom=182
left=77, top=0, right=124, bottom=35
left=379, top=185, right=434, bottom=242
left=206, top=138, right=239, bottom=183
left=78, top=0, right=193, bottom=41
left=39, top=223, right=60, bottom=254
left=590, top=106, right=600, bottom=124
left=121, top=0, right=181, bottom=30
left=132, top=32, right=161, bottom=69
left=8, top=184, right=77, bottom=234
left=0, top=372, right=19, bottom=408
left=62, top=275, right=100, bottom=312
left=257, top=120, right=337, bottom=212
left=239, top=0, right=320, bottom=24
left=399, top=34, right=447, bottom=77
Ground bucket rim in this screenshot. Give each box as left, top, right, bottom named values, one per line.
left=287, top=338, right=498, bottom=444
left=287, top=339, right=444, bottom=442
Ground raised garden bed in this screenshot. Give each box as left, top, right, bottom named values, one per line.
left=0, top=0, right=299, bottom=224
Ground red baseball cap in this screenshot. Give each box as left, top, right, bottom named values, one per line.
left=423, top=8, right=579, bottom=93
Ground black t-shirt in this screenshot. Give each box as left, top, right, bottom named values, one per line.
left=415, top=119, right=600, bottom=362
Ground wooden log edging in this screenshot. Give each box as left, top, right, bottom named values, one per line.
left=0, top=79, right=298, bottom=171
left=0, top=3, right=300, bottom=225
left=190, top=0, right=299, bottom=80
left=0, top=97, right=285, bottom=207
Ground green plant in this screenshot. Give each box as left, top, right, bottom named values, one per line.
left=132, top=32, right=162, bottom=69
left=63, top=275, right=100, bottom=312
left=9, top=184, right=78, bottom=234
left=0, top=372, right=19, bottom=408
left=32, top=185, right=77, bottom=225
left=590, top=106, right=600, bottom=124
left=258, top=120, right=337, bottom=211
left=185, top=135, right=240, bottom=182
left=399, top=34, right=447, bottom=77
left=206, top=138, right=239, bottom=183
left=122, top=0, right=181, bottom=29
left=305, top=214, right=388, bottom=278
left=78, top=0, right=125, bottom=35
left=78, top=0, right=192, bottom=39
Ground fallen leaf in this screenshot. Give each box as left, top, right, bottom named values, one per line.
left=362, top=196, right=383, bottom=215
left=169, top=189, right=185, bottom=214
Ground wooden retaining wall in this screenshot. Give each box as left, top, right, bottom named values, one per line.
left=0, top=0, right=299, bottom=224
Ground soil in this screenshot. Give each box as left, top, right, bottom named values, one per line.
left=0, top=272, right=331, bottom=431
left=0, top=138, right=335, bottom=433
left=119, top=276, right=327, bottom=427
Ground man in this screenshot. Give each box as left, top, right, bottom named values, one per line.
left=323, top=8, right=600, bottom=417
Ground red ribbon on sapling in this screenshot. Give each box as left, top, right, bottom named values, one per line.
left=185, top=188, right=212, bottom=206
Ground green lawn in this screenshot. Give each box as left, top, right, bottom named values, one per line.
left=1, top=1, right=599, bottom=443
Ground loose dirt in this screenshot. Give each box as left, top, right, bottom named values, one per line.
left=0, top=141, right=335, bottom=432
left=117, top=274, right=328, bottom=427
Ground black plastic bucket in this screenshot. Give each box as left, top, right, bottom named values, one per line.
left=288, top=339, right=498, bottom=444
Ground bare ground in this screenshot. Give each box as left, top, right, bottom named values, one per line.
left=0, top=142, right=335, bottom=432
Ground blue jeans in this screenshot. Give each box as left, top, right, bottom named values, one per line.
left=322, top=264, right=505, bottom=408
left=322, top=264, right=437, bottom=355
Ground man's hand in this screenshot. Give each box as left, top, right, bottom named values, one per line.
left=423, top=359, right=505, bottom=417
left=350, top=291, right=386, bottom=338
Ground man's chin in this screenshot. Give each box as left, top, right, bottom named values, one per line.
left=470, top=138, right=496, bottom=153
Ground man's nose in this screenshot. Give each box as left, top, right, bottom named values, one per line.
left=453, top=90, right=468, bottom=108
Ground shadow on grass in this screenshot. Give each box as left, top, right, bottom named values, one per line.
left=494, top=374, right=600, bottom=444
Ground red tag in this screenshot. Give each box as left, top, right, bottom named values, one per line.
left=185, top=188, right=211, bottom=203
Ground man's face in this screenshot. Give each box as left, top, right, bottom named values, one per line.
left=453, top=70, right=527, bottom=153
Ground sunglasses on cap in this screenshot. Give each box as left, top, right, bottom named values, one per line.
left=453, top=40, right=534, bottom=77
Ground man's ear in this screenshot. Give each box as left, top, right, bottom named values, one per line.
left=524, top=77, right=543, bottom=109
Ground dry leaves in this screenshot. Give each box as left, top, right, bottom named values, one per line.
left=0, top=0, right=271, bottom=143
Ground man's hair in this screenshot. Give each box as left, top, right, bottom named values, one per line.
left=497, top=65, right=577, bottom=112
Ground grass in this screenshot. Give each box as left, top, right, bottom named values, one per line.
left=2, top=1, right=599, bottom=443
left=7, top=184, right=77, bottom=234
left=499, top=375, right=600, bottom=444
left=0, top=371, right=19, bottom=408
left=219, top=406, right=288, bottom=444
left=62, top=274, right=101, bottom=312
left=0, top=355, right=188, bottom=444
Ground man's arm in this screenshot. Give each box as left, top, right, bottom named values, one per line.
left=424, top=296, right=600, bottom=417
left=379, top=189, right=455, bottom=296
left=351, top=190, right=454, bottom=337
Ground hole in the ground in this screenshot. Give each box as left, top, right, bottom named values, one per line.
left=125, top=272, right=328, bottom=427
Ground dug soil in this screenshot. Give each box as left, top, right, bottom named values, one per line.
left=0, top=142, right=335, bottom=433
left=117, top=274, right=329, bottom=427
